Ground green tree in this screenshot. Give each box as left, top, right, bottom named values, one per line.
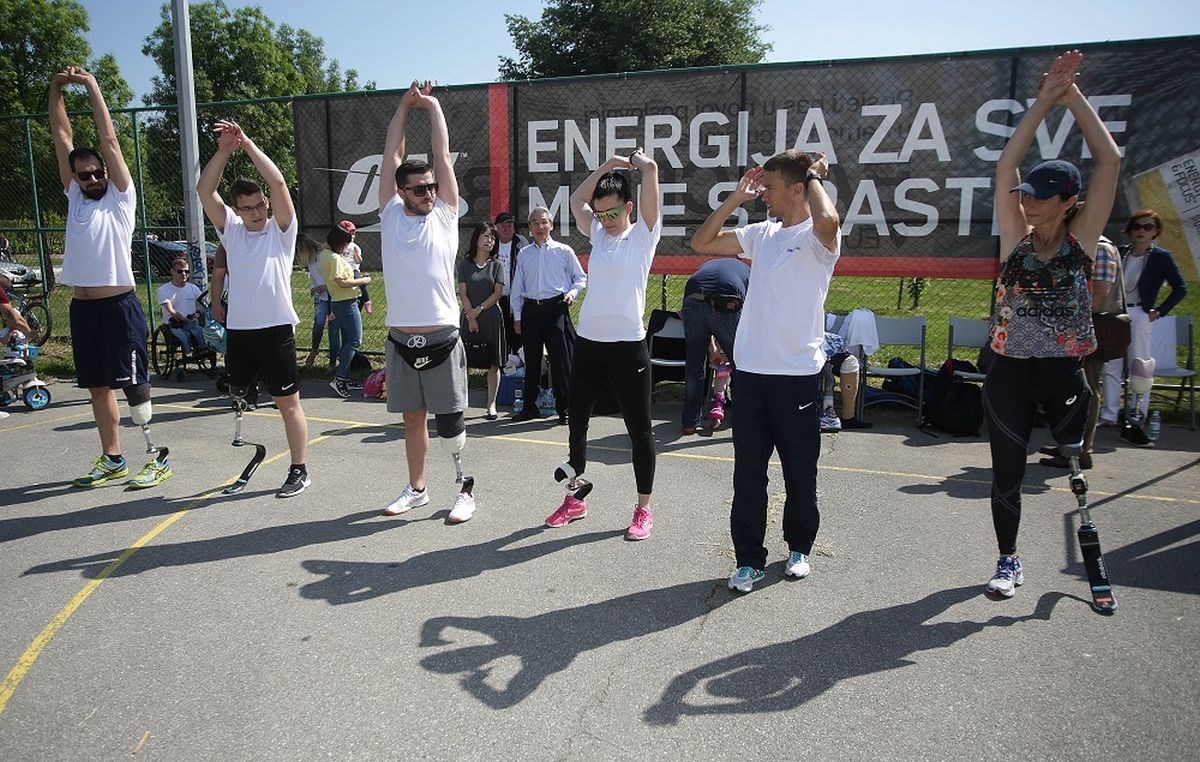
left=139, top=0, right=373, bottom=229
left=499, top=0, right=770, bottom=80
left=0, top=0, right=132, bottom=242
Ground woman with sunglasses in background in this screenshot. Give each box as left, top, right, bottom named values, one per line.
left=544, top=149, right=661, bottom=541
left=1098, top=209, right=1189, bottom=427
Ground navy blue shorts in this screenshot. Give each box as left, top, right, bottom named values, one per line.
left=70, top=291, right=149, bottom=389
left=225, top=324, right=299, bottom=397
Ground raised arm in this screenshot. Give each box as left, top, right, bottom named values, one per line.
left=412, top=86, right=458, bottom=213
left=996, top=51, right=1081, bottom=256
left=196, top=121, right=241, bottom=233
left=1062, top=86, right=1122, bottom=255
left=237, top=123, right=294, bottom=231
left=630, top=149, right=660, bottom=230
left=806, top=154, right=840, bottom=253
left=49, top=71, right=75, bottom=190
left=569, top=155, right=634, bottom=235
left=72, top=67, right=132, bottom=192
left=379, top=82, right=420, bottom=210
left=690, top=167, right=763, bottom=257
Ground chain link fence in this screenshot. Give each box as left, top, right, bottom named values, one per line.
left=4, top=38, right=1197, bottom=375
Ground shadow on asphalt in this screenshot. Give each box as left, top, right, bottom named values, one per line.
left=1062, top=515, right=1200, bottom=598
left=896, top=465, right=1056, bottom=501
left=642, top=585, right=1070, bottom=725
left=417, top=574, right=765, bottom=709
left=299, top=526, right=627, bottom=605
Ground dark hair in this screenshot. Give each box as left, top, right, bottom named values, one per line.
left=68, top=147, right=104, bottom=171
left=762, top=149, right=816, bottom=186
left=466, top=222, right=499, bottom=260
left=1124, top=208, right=1163, bottom=236
left=326, top=226, right=353, bottom=251
left=591, top=170, right=632, bottom=205
left=395, top=159, right=433, bottom=189
left=229, top=178, right=262, bottom=202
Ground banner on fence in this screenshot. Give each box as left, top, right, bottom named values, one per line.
left=1130, top=149, right=1200, bottom=281
left=294, top=37, right=1200, bottom=279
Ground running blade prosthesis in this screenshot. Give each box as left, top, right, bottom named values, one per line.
left=223, top=398, right=266, bottom=495
left=1068, top=452, right=1117, bottom=614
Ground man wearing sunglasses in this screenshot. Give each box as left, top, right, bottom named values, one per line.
left=156, top=258, right=205, bottom=357
left=377, top=81, right=477, bottom=524
left=50, top=66, right=172, bottom=489
left=198, top=119, right=312, bottom=498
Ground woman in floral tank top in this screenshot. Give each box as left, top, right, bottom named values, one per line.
left=981, top=51, right=1121, bottom=600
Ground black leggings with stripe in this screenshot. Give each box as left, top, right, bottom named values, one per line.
left=983, top=354, right=1091, bottom=555
left=567, top=336, right=655, bottom=495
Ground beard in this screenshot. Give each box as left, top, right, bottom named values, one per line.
left=81, top=182, right=108, bottom=201
left=402, top=196, right=433, bottom=216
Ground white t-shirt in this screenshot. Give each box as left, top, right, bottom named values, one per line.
left=215, top=206, right=300, bottom=330
left=734, top=218, right=840, bottom=375
left=578, top=216, right=662, bottom=342
left=1122, top=252, right=1147, bottom=304
left=60, top=181, right=137, bottom=287
left=156, top=281, right=202, bottom=324
left=379, top=195, right=459, bottom=327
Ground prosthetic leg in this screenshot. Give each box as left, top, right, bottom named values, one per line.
left=222, top=385, right=267, bottom=495
left=553, top=462, right=593, bottom=500
left=1120, top=357, right=1156, bottom=447
left=1062, top=441, right=1117, bottom=614
left=436, top=413, right=475, bottom=523
left=125, top=383, right=173, bottom=489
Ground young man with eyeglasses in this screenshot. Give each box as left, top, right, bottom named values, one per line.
left=198, top=119, right=311, bottom=498
left=50, top=66, right=173, bottom=489
left=377, top=81, right=477, bottom=524
left=156, top=258, right=205, bottom=356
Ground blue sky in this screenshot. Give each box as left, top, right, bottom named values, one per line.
left=80, top=0, right=1199, bottom=103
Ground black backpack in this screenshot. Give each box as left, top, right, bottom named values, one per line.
left=922, top=359, right=983, bottom=437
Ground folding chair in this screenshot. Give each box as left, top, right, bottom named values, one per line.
left=862, top=316, right=928, bottom=423
left=946, top=316, right=990, bottom=382
left=1149, top=315, right=1196, bottom=430
left=647, top=314, right=687, bottom=400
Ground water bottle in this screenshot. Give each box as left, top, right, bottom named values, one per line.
left=538, top=388, right=556, bottom=416
left=1148, top=410, right=1161, bottom=442
left=512, top=386, right=524, bottom=414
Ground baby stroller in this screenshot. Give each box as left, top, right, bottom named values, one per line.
left=150, top=289, right=219, bottom=382
left=0, top=334, right=50, bottom=410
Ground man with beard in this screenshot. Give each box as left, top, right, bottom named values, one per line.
left=378, top=82, right=477, bottom=524
left=51, top=66, right=172, bottom=489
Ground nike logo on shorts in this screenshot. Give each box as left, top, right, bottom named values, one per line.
left=414, top=357, right=431, bottom=369
left=636, top=366, right=646, bottom=373
left=798, top=402, right=814, bottom=410
left=282, top=383, right=295, bottom=391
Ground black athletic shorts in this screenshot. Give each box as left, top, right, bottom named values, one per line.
left=225, top=324, right=299, bottom=397
left=70, top=291, right=149, bottom=389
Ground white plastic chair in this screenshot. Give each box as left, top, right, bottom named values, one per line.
left=862, top=316, right=928, bottom=423
left=647, top=315, right=687, bottom=397
left=1149, top=315, right=1196, bottom=430
left=946, top=317, right=991, bottom=383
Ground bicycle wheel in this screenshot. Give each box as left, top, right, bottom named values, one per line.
left=22, top=301, right=51, bottom=346
left=151, top=324, right=176, bottom=381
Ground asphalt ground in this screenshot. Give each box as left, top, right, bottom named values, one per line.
left=1, top=375, right=1197, bottom=760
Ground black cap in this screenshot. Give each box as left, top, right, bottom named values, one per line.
left=1011, top=160, right=1082, bottom=199
left=494, top=212, right=515, bottom=224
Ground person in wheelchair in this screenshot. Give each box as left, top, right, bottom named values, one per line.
left=156, top=257, right=205, bottom=356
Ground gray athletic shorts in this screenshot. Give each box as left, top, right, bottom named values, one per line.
left=386, top=325, right=468, bottom=414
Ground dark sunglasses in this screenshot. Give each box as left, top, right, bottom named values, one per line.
left=75, top=169, right=105, bottom=181
left=174, top=268, right=189, bottom=274
left=1130, top=222, right=1157, bottom=232
left=403, top=182, right=439, bottom=196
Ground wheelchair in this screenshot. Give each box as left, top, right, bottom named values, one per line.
left=151, top=290, right=218, bottom=382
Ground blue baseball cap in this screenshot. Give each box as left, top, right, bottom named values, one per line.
left=1011, top=160, right=1082, bottom=199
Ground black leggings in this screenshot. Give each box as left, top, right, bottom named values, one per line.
left=567, top=337, right=655, bottom=495
left=983, top=354, right=1091, bottom=555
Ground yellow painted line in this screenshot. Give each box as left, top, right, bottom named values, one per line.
left=0, top=410, right=93, bottom=433
left=0, top=429, right=349, bottom=717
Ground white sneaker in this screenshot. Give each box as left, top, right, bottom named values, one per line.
left=383, top=484, right=430, bottom=516
left=447, top=491, right=476, bottom=523
left=784, top=551, right=811, bottom=579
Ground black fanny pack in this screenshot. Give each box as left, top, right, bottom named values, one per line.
left=388, top=330, right=459, bottom=371
left=704, top=294, right=743, bottom=313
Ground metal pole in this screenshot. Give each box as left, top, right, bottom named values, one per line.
left=172, top=0, right=206, bottom=285
left=22, top=119, right=48, bottom=297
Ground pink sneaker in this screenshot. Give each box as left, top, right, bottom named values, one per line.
left=625, top=506, right=653, bottom=540
left=709, top=392, right=726, bottom=428
left=545, top=495, right=587, bottom=527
